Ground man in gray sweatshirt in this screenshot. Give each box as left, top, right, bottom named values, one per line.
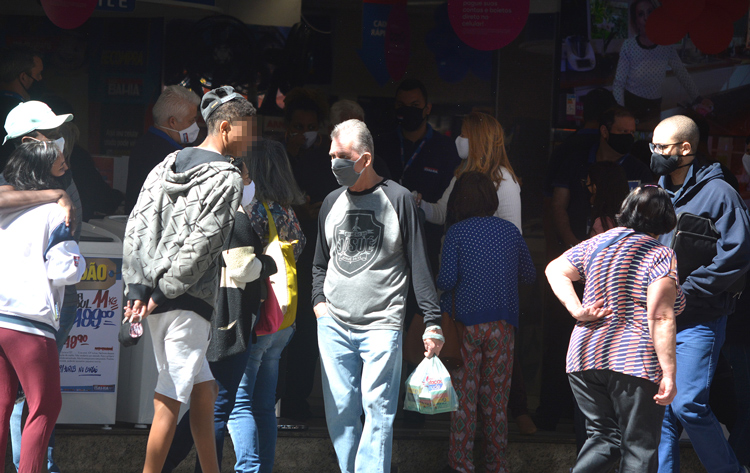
left=123, top=86, right=254, bottom=473
left=312, top=119, right=444, bottom=473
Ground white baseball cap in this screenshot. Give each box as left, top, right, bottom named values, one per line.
left=3, top=101, right=73, bottom=145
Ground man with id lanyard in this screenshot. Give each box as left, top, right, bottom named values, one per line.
left=375, top=79, right=459, bottom=286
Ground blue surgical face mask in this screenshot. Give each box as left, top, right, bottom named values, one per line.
left=331, top=154, right=365, bottom=187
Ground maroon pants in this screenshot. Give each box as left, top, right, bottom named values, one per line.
left=0, top=327, right=61, bottom=473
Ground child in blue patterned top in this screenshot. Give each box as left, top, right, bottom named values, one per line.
left=437, top=172, right=535, bottom=473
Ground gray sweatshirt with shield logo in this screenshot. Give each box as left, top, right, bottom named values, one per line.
left=312, top=179, right=441, bottom=330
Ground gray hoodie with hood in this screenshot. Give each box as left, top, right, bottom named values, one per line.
left=123, top=147, right=243, bottom=320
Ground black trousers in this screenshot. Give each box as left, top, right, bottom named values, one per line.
left=568, top=370, right=665, bottom=473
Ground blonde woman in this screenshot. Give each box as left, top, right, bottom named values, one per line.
left=414, top=112, right=522, bottom=233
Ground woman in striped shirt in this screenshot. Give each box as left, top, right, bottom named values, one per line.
left=546, top=185, right=685, bottom=473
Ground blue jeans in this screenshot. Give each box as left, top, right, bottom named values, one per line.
left=659, top=316, right=742, bottom=473
left=316, top=315, right=402, bottom=473
left=11, top=301, right=77, bottom=473
left=227, top=325, right=294, bottom=473
left=162, top=346, right=253, bottom=472
left=724, top=342, right=750, bottom=466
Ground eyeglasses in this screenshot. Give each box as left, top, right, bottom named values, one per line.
left=649, top=142, right=683, bottom=154
left=580, top=179, right=594, bottom=191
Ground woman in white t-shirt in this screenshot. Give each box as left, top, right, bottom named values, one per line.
left=0, top=141, right=85, bottom=473
left=414, top=111, right=522, bottom=233
left=612, top=0, right=711, bottom=125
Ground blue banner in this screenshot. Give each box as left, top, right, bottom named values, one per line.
left=358, top=2, right=392, bottom=86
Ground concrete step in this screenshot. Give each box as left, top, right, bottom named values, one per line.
left=5, top=418, right=707, bottom=472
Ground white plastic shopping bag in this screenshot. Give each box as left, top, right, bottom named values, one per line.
left=403, top=356, right=458, bottom=414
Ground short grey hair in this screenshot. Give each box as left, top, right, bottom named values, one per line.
left=330, top=100, right=365, bottom=126
left=152, top=85, right=200, bottom=126
left=331, top=119, right=374, bottom=156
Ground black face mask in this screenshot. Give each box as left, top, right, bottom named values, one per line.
left=396, top=106, right=425, bottom=132
left=21, top=74, right=44, bottom=99
left=607, top=133, right=634, bottom=155
left=650, top=152, right=693, bottom=176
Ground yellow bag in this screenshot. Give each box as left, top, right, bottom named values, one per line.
left=262, top=202, right=298, bottom=331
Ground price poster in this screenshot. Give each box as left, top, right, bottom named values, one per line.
left=61, top=258, right=122, bottom=393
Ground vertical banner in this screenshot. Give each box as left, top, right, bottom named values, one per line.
left=87, top=18, right=163, bottom=156
left=358, top=0, right=410, bottom=86
left=385, top=3, right=410, bottom=82
left=60, top=258, right=122, bottom=392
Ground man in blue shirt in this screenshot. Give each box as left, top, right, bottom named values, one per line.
left=125, top=85, right=200, bottom=212
left=653, top=115, right=750, bottom=473
left=375, top=79, right=460, bottom=272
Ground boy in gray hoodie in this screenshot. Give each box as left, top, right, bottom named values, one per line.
left=123, top=86, right=255, bottom=473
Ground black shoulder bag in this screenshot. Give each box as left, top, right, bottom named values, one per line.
left=670, top=212, right=745, bottom=294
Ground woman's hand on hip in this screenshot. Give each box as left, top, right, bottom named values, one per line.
left=572, top=299, right=611, bottom=322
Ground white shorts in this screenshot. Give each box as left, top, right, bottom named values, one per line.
left=147, top=309, right=214, bottom=404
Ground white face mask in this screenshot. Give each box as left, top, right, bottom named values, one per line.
left=742, top=153, right=750, bottom=176
left=241, top=181, right=256, bottom=208
left=53, top=137, right=65, bottom=154
left=455, top=136, right=469, bottom=159
left=303, top=131, right=318, bottom=149
left=162, top=121, right=200, bottom=144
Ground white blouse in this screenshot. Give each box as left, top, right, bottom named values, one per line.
left=613, top=37, right=698, bottom=105
left=419, top=166, right=522, bottom=233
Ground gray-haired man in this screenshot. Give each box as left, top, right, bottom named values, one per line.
left=312, top=119, right=444, bottom=473
left=125, top=84, right=200, bottom=212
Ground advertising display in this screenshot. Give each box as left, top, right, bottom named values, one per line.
left=60, top=257, right=122, bottom=393
left=557, top=0, right=750, bottom=129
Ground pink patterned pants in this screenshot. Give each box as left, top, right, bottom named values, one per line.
left=448, top=320, right=514, bottom=473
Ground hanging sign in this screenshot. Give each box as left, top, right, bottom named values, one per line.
left=447, top=0, right=530, bottom=51
left=41, top=0, right=97, bottom=30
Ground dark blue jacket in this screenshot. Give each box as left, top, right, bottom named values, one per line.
left=658, top=159, right=750, bottom=326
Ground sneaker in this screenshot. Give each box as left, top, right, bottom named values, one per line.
left=277, top=418, right=308, bottom=431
